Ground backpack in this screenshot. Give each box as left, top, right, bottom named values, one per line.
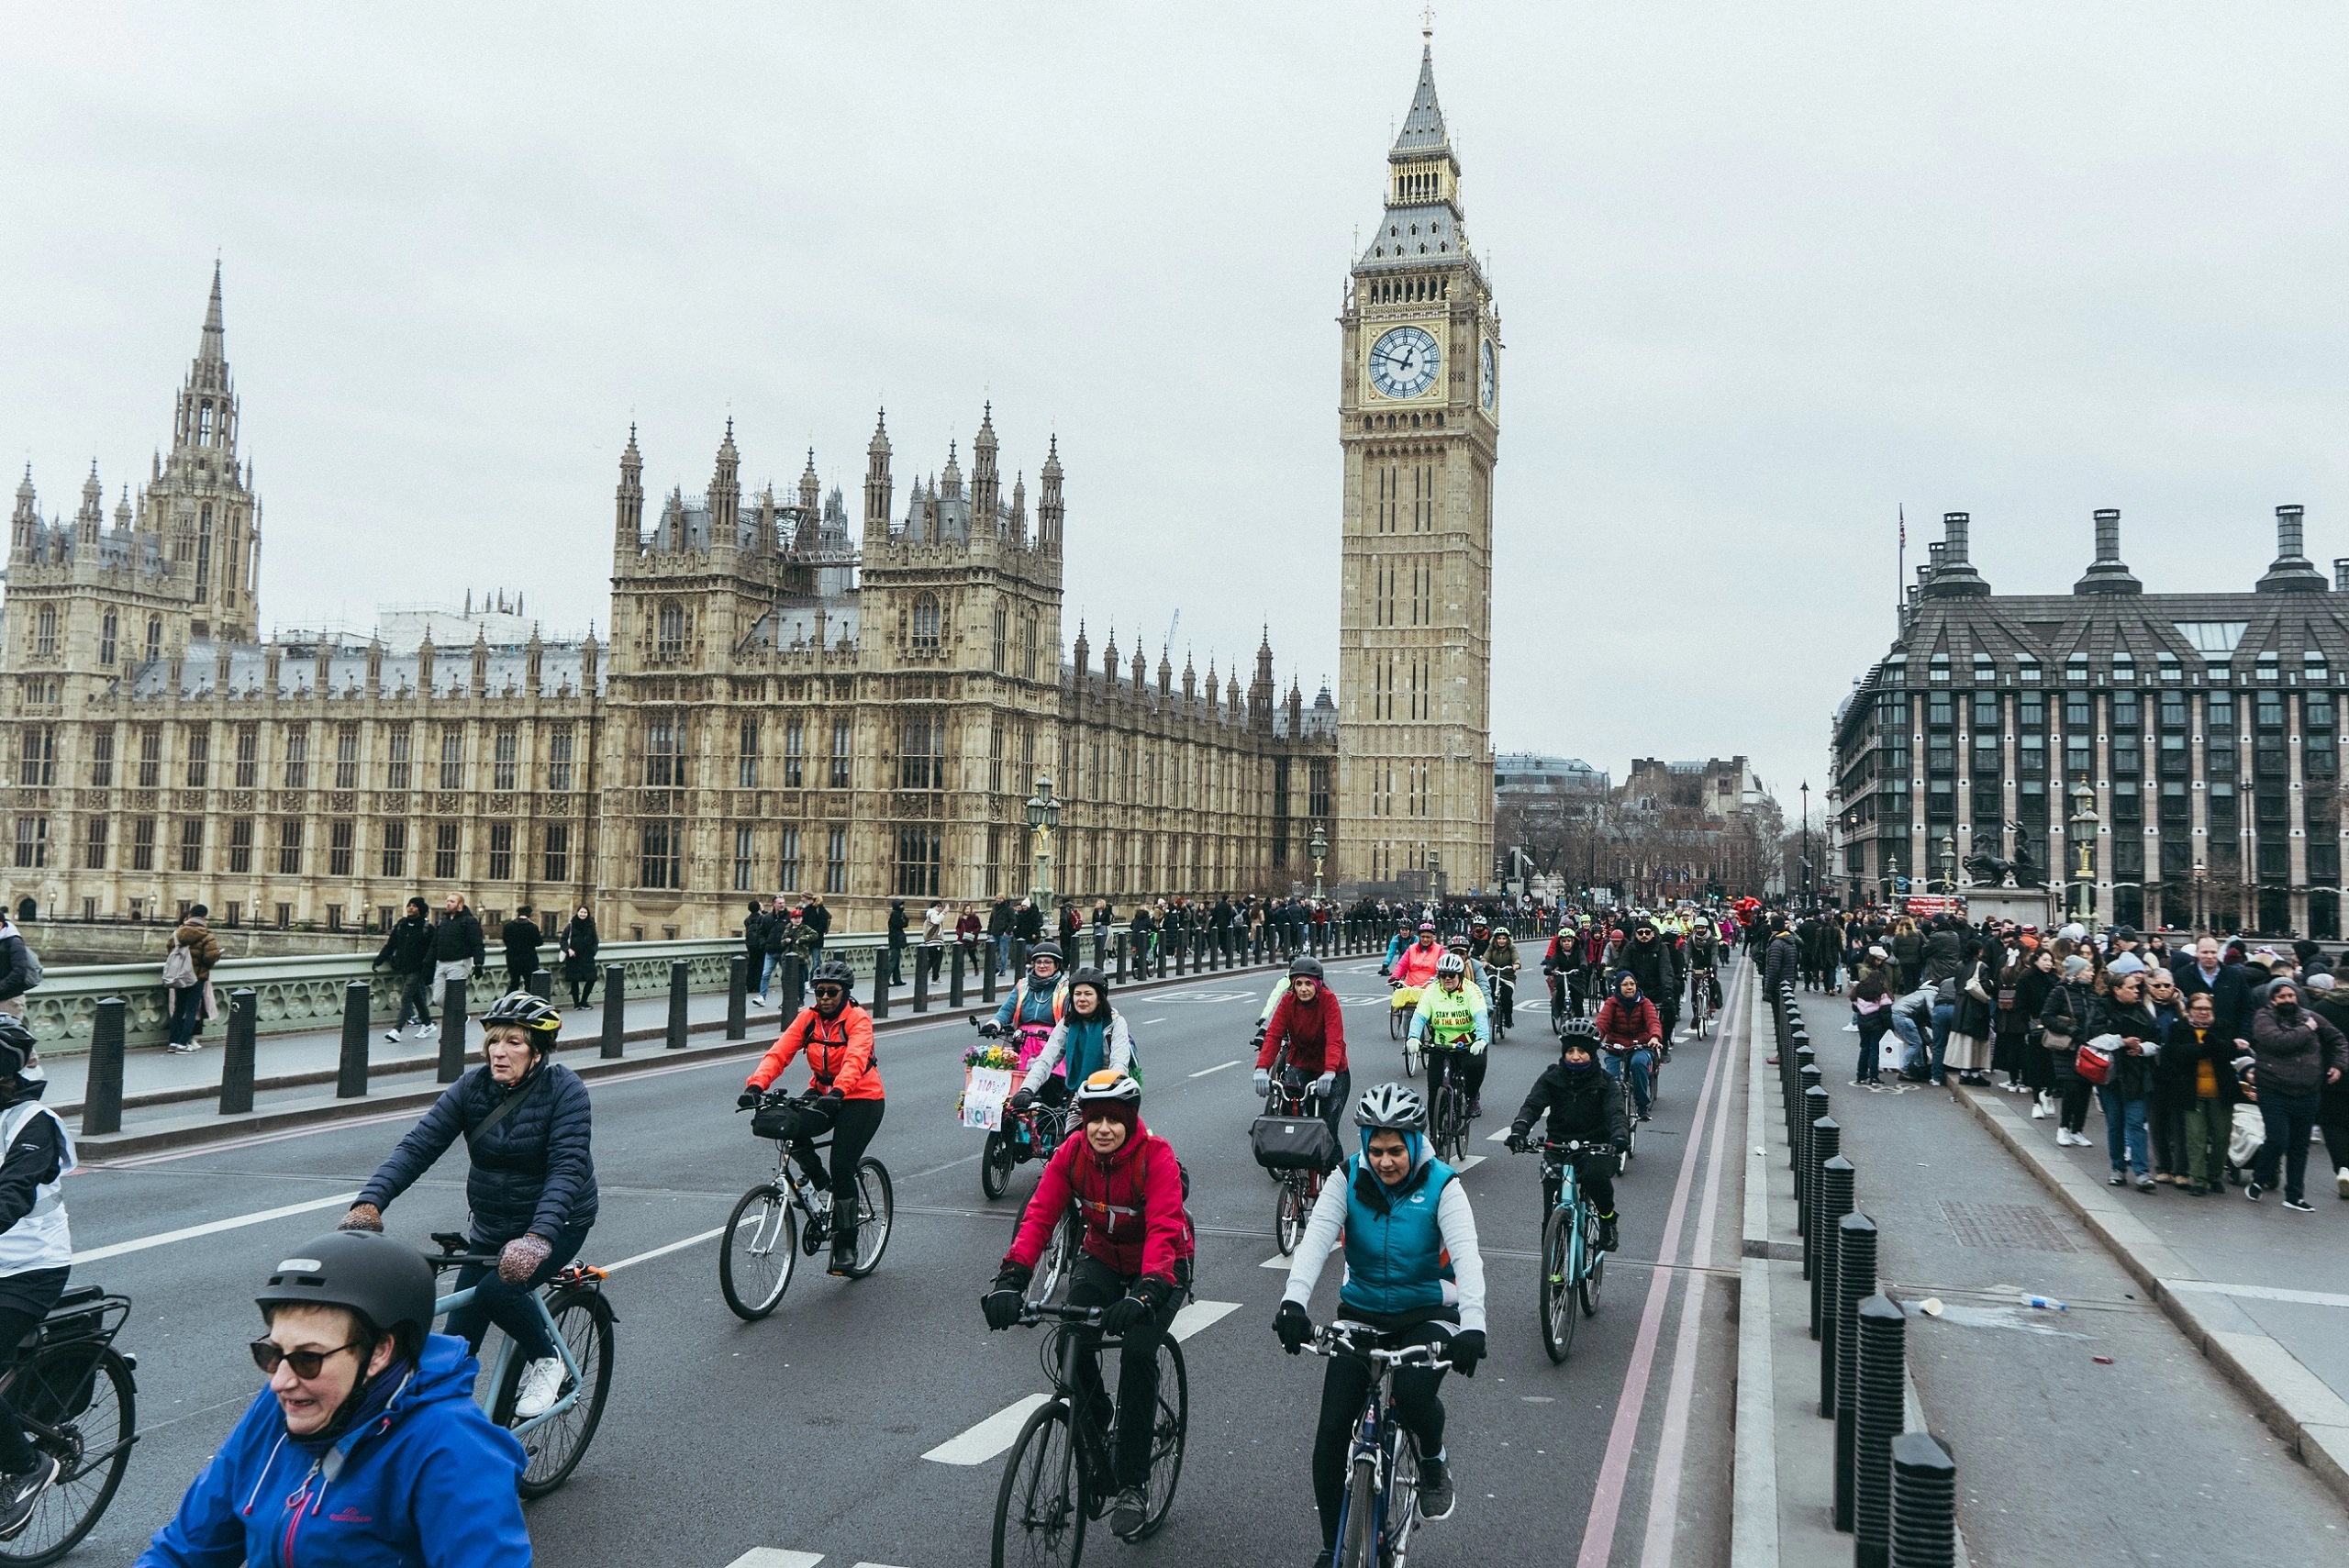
left=161, top=940, right=196, bottom=990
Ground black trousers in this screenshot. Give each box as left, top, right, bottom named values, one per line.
left=1311, top=1320, right=1450, bottom=1549
left=1066, top=1255, right=1168, bottom=1490
left=789, top=1097, right=885, bottom=1234
left=0, top=1267, right=68, bottom=1474
left=1542, top=1152, right=1616, bottom=1219
left=1427, top=1047, right=1486, bottom=1100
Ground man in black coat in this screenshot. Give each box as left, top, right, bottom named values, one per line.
left=2174, top=934, right=2254, bottom=1046
left=1508, top=1028, right=1633, bottom=1251
left=1623, top=918, right=1684, bottom=1042
left=501, top=906, right=543, bottom=995
left=374, top=896, right=436, bottom=1041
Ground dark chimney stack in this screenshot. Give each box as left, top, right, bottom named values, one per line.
left=2257, top=503, right=2325, bottom=594
left=1920, top=511, right=1990, bottom=599
left=2075, top=507, right=2141, bottom=595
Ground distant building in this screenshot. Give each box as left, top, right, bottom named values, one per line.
left=1620, top=757, right=1761, bottom=820
left=1495, top=752, right=1608, bottom=800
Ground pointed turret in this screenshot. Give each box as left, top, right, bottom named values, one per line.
left=1158, top=650, right=1174, bottom=697
left=753, top=485, right=779, bottom=558
left=114, top=485, right=133, bottom=533
left=615, top=424, right=644, bottom=555
left=1251, top=627, right=1276, bottom=733
left=76, top=462, right=103, bottom=544
left=198, top=260, right=226, bottom=365
left=1182, top=652, right=1197, bottom=704
left=1072, top=620, right=1091, bottom=682
left=1103, top=626, right=1119, bottom=689
left=973, top=404, right=1000, bottom=529
left=1360, top=40, right=1469, bottom=269
left=798, top=448, right=820, bottom=517
left=1038, top=435, right=1064, bottom=553
left=863, top=409, right=894, bottom=548
left=940, top=439, right=963, bottom=501
left=1010, top=473, right=1028, bottom=548
left=707, top=418, right=740, bottom=550
left=10, top=468, right=35, bottom=564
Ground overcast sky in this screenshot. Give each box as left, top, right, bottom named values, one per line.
left=6, top=4, right=2346, bottom=812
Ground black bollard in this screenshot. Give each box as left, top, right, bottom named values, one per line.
left=985, top=944, right=999, bottom=1002
left=1854, top=1296, right=1907, bottom=1568
left=951, top=945, right=966, bottom=1008
left=601, top=965, right=627, bottom=1059
left=1817, top=1153, right=1854, bottom=1384
left=1798, top=1069, right=1824, bottom=1182
left=913, top=945, right=930, bottom=1013
left=1888, top=1432, right=1957, bottom=1568
left=218, top=988, right=258, bottom=1114
left=1175, top=932, right=1187, bottom=976
left=528, top=967, right=552, bottom=1001
left=871, top=950, right=891, bottom=1019
left=1834, top=1213, right=1879, bottom=1533
left=338, top=980, right=372, bottom=1098
left=666, top=960, right=689, bottom=1049
left=1806, top=1115, right=1840, bottom=1293
left=439, top=975, right=469, bottom=1082
left=727, top=955, right=749, bottom=1040
left=83, top=997, right=128, bottom=1136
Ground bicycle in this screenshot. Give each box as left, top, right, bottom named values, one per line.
left=719, top=1094, right=896, bottom=1321
left=1305, top=1322, right=1454, bottom=1568
left=1265, top=1069, right=1331, bottom=1256
left=425, top=1231, right=614, bottom=1497
left=991, top=1299, right=1190, bottom=1568
left=1602, top=1051, right=1644, bottom=1173
left=1387, top=984, right=1420, bottom=1062
left=1686, top=968, right=1714, bottom=1040
left=1513, top=1139, right=1608, bottom=1362
left=985, top=1094, right=1073, bottom=1201
left=1489, top=970, right=1517, bottom=1042
left=1419, top=1037, right=1474, bottom=1163
left=0, top=1286, right=138, bottom=1564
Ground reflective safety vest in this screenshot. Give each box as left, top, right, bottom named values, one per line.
left=0, top=1101, right=73, bottom=1276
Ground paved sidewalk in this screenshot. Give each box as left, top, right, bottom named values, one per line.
left=1772, top=990, right=2347, bottom=1562
left=1956, top=1075, right=2349, bottom=1503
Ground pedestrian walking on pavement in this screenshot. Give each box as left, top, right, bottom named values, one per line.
left=562, top=906, right=600, bottom=1009
left=743, top=900, right=770, bottom=1004
left=375, top=896, right=436, bottom=1042
left=431, top=894, right=485, bottom=1038
left=500, top=906, right=543, bottom=995
left=163, top=905, right=222, bottom=1052
left=2243, top=978, right=2348, bottom=1210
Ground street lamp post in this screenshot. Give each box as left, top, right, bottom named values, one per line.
left=1884, top=853, right=1899, bottom=911
left=2068, top=774, right=2099, bottom=936
left=1940, top=830, right=1957, bottom=895
left=1310, top=826, right=1329, bottom=902
left=1800, top=779, right=1811, bottom=908
left=2193, top=860, right=2207, bottom=933
left=1026, top=772, right=1059, bottom=908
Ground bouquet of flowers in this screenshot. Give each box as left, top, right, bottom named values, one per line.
left=958, top=1040, right=1022, bottom=1126
left=963, top=1040, right=1020, bottom=1072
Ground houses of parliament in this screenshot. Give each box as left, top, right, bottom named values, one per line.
left=0, top=41, right=1495, bottom=938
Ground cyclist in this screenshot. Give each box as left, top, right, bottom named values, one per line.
left=1273, top=1083, right=1487, bottom=1559
left=1685, top=918, right=1720, bottom=1023
left=0, top=1019, right=70, bottom=1536
left=1595, top=970, right=1662, bottom=1121
left=983, top=1070, right=1192, bottom=1542
left=981, top=940, right=1070, bottom=1039
left=1410, top=952, right=1492, bottom=1118
left=340, top=991, right=595, bottom=1422
left=1466, top=917, right=1492, bottom=961
left=739, top=959, right=885, bottom=1274
left=1506, top=1020, right=1629, bottom=1252
left=1621, top=918, right=1682, bottom=1045
left=1485, top=927, right=1521, bottom=1031
left=1391, top=922, right=1444, bottom=991
left=1542, top=922, right=1580, bottom=1019
left=1254, top=956, right=1350, bottom=1141
left=1380, top=917, right=1415, bottom=978
left=1011, top=966, right=1134, bottom=1115
left=137, top=1230, right=530, bottom=1564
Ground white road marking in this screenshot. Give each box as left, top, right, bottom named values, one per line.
left=922, top=1392, right=1052, bottom=1465
left=605, top=1226, right=727, bottom=1273
left=1453, top=1154, right=1485, bottom=1173
left=1141, top=1018, right=1167, bottom=1026
left=1262, top=1253, right=1294, bottom=1270
left=1486, top=1127, right=1513, bottom=1142
left=1169, top=1298, right=1241, bottom=1340
left=2165, top=1278, right=2349, bottom=1310
left=726, top=1551, right=826, bottom=1568
left=1189, top=1060, right=1241, bottom=1078
left=72, top=1188, right=362, bottom=1264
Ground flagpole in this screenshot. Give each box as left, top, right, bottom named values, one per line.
left=1896, top=503, right=1907, bottom=636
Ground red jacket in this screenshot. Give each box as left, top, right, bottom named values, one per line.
left=746, top=1004, right=883, bottom=1100
left=1257, top=985, right=1349, bottom=1074
left=1595, top=995, right=1661, bottom=1052
left=1005, top=1118, right=1192, bottom=1285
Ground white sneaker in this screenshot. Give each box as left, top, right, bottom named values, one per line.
left=420, top=1023, right=438, bottom=1039
left=2030, top=1099, right=2048, bottom=1119
left=2054, top=1128, right=2073, bottom=1146
left=384, top=1029, right=402, bottom=1044
left=513, top=1356, right=566, bottom=1420
left=2336, top=1166, right=2349, bottom=1200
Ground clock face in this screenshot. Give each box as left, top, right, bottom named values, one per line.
left=1479, top=339, right=1497, bottom=410
left=1368, top=325, right=1441, bottom=400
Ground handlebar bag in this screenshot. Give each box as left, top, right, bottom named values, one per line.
left=1251, top=1114, right=1340, bottom=1173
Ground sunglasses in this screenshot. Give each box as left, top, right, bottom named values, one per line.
left=812, top=985, right=845, bottom=999
left=250, top=1337, right=362, bottom=1380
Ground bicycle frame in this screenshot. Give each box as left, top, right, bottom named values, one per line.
left=432, top=1262, right=591, bottom=1439
left=1313, top=1324, right=1452, bottom=1566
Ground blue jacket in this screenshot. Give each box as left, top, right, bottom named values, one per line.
left=993, top=974, right=1068, bottom=1034
left=137, top=1334, right=529, bottom=1567
left=1337, top=1143, right=1457, bottom=1318
left=359, top=1062, right=597, bottom=1244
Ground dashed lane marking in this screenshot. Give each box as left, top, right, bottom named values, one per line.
left=1189, top=1060, right=1241, bottom=1078
left=922, top=1299, right=1241, bottom=1465
left=1453, top=1154, right=1486, bottom=1173
left=1486, top=1127, right=1513, bottom=1142
left=606, top=1226, right=727, bottom=1273
left=1262, top=1253, right=1293, bottom=1270
left=726, top=1552, right=827, bottom=1568
left=72, top=1188, right=362, bottom=1265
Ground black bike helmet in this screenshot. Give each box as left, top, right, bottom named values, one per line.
left=809, top=960, right=856, bottom=994
left=1068, top=965, right=1110, bottom=1005
left=481, top=991, right=562, bottom=1049
left=1028, top=941, right=1063, bottom=966
left=1288, top=955, right=1325, bottom=980
left=257, top=1230, right=439, bottom=1360
left=0, top=1017, right=37, bottom=1080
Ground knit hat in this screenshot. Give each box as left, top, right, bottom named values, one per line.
left=2309, top=973, right=2338, bottom=992
left=2058, top=923, right=2087, bottom=943
left=2061, top=955, right=2091, bottom=979
left=2107, top=952, right=2146, bottom=978
left=1867, top=945, right=1887, bottom=960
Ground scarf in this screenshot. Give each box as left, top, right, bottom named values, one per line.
left=291, top=1355, right=413, bottom=1460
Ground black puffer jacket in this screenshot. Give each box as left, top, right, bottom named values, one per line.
left=1511, top=1059, right=1632, bottom=1149
left=358, top=1062, right=597, bottom=1244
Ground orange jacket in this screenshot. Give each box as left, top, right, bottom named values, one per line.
left=1394, top=940, right=1443, bottom=989
left=747, top=1004, right=883, bottom=1100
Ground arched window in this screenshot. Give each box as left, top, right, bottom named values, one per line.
left=911, top=594, right=941, bottom=652
left=98, top=611, right=117, bottom=666
left=145, top=617, right=162, bottom=663
left=1021, top=614, right=1040, bottom=682
left=33, top=606, right=55, bottom=660
left=655, top=601, right=685, bottom=659
left=992, top=604, right=1008, bottom=673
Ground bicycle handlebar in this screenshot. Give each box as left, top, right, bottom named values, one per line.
left=1019, top=1301, right=1104, bottom=1326
left=1307, top=1323, right=1453, bottom=1372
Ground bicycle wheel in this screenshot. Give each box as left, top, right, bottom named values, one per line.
left=1275, top=1176, right=1305, bottom=1256
left=0, top=1345, right=135, bottom=1565
left=1539, top=1203, right=1578, bottom=1363
left=992, top=1398, right=1085, bottom=1568
left=1038, top=1208, right=1078, bottom=1304
left=509, top=1287, right=615, bottom=1498
left=842, top=1158, right=894, bottom=1277
left=1336, top=1454, right=1380, bottom=1568
left=1389, top=1006, right=1406, bottom=1043
left=719, top=1184, right=797, bottom=1320
left=1581, top=1207, right=1607, bottom=1317
left=1137, top=1336, right=1187, bottom=1537
left=983, top=1130, right=1018, bottom=1200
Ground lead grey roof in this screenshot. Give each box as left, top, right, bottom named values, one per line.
left=1396, top=46, right=1448, bottom=150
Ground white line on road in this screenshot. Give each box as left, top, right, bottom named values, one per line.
left=1189, top=1060, right=1241, bottom=1078
left=1452, top=1154, right=1485, bottom=1173
left=605, top=1226, right=727, bottom=1273
left=725, top=1551, right=826, bottom=1568
left=1261, top=1253, right=1293, bottom=1270
left=2165, top=1278, right=2349, bottom=1310
left=1486, top=1128, right=1513, bottom=1142
left=1141, top=1018, right=1166, bottom=1026
left=921, top=1393, right=1051, bottom=1465
left=72, top=1189, right=362, bottom=1264
left=1170, top=1298, right=1241, bottom=1340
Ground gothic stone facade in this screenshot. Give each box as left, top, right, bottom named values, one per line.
left=1831, top=505, right=2349, bottom=939
left=1, top=277, right=1333, bottom=938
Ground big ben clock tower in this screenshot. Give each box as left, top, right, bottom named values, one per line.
left=1335, top=36, right=1499, bottom=896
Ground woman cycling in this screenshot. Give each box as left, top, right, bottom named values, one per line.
left=0, top=1019, right=70, bottom=1539
left=136, top=1230, right=529, bottom=1565
left=1408, top=952, right=1491, bottom=1118
left=1010, top=965, right=1134, bottom=1115
left=983, top=1070, right=1192, bottom=1542
left=339, top=990, right=596, bottom=1423
left=1595, top=969, right=1662, bottom=1121
left=740, top=959, right=884, bottom=1274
